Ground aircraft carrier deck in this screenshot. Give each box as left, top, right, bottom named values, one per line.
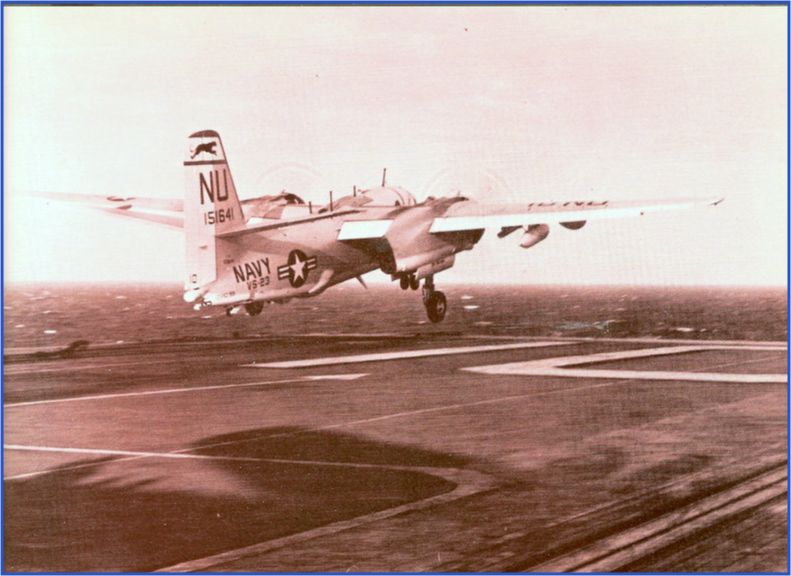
left=3, top=333, right=787, bottom=572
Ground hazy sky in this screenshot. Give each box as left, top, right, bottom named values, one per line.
left=4, top=5, right=787, bottom=286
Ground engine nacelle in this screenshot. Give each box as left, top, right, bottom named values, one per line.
left=519, top=224, right=550, bottom=249
left=416, top=255, right=455, bottom=280
left=393, top=246, right=456, bottom=274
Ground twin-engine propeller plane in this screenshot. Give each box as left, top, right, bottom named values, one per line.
left=30, top=130, right=723, bottom=323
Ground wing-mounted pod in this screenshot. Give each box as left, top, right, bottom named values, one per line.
left=500, top=219, right=584, bottom=249
left=560, top=220, right=586, bottom=230
left=519, top=223, right=550, bottom=249
left=497, top=226, right=522, bottom=239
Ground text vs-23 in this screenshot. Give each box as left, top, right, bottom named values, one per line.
left=247, top=276, right=270, bottom=290
left=204, top=208, right=234, bottom=225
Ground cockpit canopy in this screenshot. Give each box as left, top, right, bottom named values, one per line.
left=358, top=186, right=417, bottom=207
left=240, top=192, right=307, bottom=218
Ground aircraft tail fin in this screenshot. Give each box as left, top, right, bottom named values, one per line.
left=183, top=130, right=245, bottom=292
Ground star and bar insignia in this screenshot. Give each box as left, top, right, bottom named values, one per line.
left=277, top=249, right=318, bottom=288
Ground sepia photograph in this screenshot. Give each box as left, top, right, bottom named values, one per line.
left=3, top=4, right=788, bottom=573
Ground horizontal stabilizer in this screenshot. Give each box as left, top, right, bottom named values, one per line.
left=97, top=207, right=183, bottom=229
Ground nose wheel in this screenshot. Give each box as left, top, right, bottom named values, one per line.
left=422, top=275, right=447, bottom=323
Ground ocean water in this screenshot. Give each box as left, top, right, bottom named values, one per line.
left=3, top=283, right=787, bottom=351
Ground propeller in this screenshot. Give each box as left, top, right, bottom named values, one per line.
left=422, top=167, right=515, bottom=201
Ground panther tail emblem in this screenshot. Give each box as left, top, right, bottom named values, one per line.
left=190, top=141, right=218, bottom=159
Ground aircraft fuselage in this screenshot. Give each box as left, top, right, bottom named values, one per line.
left=200, top=197, right=483, bottom=310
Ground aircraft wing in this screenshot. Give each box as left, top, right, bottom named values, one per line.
left=428, top=196, right=724, bottom=233
left=337, top=196, right=723, bottom=240
left=216, top=208, right=360, bottom=238
left=24, top=191, right=184, bottom=229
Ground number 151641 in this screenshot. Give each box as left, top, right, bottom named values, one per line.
left=204, top=207, right=234, bottom=225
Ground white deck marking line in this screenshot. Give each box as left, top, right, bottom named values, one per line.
left=129, top=380, right=628, bottom=464
left=536, top=337, right=787, bottom=348
left=3, top=380, right=303, bottom=408
left=694, top=353, right=787, bottom=373
left=453, top=335, right=788, bottom=347
left=4, top=358, right=185, bottom=375
left=258, top=380, right=628, bottom=437
left=242, top=341, right=573, bottom=369
left=3, top=444, right=267, bottom=461
left=1, top=444, right=476, bottom=473
left=3, top=379, right=622, bottom=482
left=4, top=374, right=369, bottom=408
left=464, top=345, right=787, bottom=383
left=3, top=455, right=151, bottom=481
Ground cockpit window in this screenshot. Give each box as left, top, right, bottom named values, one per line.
left=280, top=192, right=306, bottom=204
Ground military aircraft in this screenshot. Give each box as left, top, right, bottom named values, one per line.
left=30, top=130, right=723, bottom=323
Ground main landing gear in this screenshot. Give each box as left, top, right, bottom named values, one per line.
left=395, top=273, right=447, bottom=322
left=399, top=273, right=420, bottom=291
left=225, top=301, right=264, bottom=317
left=422, top=276, right=447, bottom=323
left=244, top=301, right=264, bottom=316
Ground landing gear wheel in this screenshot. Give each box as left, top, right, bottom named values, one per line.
left=409, top=275, right=420, bottom=290
left=425, top=291, right=447, bottom=323
left=244, top=301, right=264, bottom=316
left=400, top=276, right=410, bottom=290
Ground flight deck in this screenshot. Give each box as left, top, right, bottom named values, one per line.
left=3, top=334, right=787, bottom=572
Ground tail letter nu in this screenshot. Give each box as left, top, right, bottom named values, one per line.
left=199, top=170, right=231, bottom=205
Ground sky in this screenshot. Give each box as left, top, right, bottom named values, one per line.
left=4, top=5, right=787, bottom=286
